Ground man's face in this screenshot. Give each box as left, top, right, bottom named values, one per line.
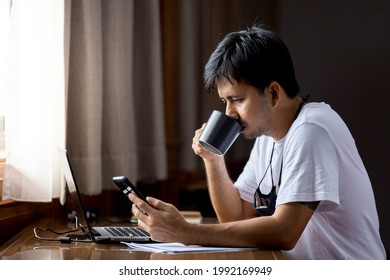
left=216, top=78, right=273, bottom=140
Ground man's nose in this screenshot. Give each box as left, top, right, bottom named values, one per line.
left=225, top=103, right=239, bottom=120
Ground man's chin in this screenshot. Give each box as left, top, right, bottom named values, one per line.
left=241, top=130, right=263, bottom=140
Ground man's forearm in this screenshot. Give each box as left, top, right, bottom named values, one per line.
left=180, top=203, right=312, bottom=250
left=183, top=216, right=280, bottom=249
left=204, top=157, right=245, bottom=222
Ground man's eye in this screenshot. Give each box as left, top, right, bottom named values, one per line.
left=232, top=98, right=243, bottom=103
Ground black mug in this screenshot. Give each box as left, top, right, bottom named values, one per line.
left=198, top=110, right=242, bottom=155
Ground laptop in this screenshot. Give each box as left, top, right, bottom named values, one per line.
left=59, top=148, right=151, bottom=243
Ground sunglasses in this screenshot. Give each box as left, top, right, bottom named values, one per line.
left=253, top=142, right=282, bottom=216
left=254, top=185, right=277, bottom=216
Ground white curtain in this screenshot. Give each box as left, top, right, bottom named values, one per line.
left=66, top=0, right=167, bottom=195
left=2, top=0, right=167, bottom=201
left=2, top=0, right=66, bottom=202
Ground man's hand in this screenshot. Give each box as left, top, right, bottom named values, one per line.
left=129, top=192, right=192, bottom=244
left=192, top=123, right=221, bottom=162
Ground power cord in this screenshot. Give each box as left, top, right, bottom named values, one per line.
left=33, top=216, right=93, bottom=243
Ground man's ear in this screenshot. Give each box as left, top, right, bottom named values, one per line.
left=268, top=81, right=282, bottom=107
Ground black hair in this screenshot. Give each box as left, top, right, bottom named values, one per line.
left=204, top=26, right=300, bottom=98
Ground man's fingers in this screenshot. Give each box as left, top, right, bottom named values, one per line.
left=146, top=196, right=173, bottom=212
left=129, top=193, right=153, bottom=214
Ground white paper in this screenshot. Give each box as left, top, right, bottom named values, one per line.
left=122, top=242, right=257, bottom=254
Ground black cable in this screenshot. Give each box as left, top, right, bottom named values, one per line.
left=33, top=227, right=76, bottom=243
left=33, top=216, right=93, bottom=243
left=33, top=216, right=133, bottom=243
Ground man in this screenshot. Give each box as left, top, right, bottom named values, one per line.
left=130, top=26, right=386, bottom=259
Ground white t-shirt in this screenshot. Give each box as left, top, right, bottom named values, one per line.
left=234, top=102, right=386, bottom=259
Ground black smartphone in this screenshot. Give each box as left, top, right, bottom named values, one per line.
left=112, top=176, right=148, bottom=203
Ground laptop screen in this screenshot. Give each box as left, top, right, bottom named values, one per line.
left=58, top=148, right=94, bottom=241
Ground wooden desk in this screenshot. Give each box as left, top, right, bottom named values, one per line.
left=0, top=218, right=284, bottom=260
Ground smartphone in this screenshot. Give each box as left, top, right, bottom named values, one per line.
left=112, top=176, right=148, bottom=203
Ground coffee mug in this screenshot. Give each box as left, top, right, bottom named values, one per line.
left=198, top=110, right=242, bottom=155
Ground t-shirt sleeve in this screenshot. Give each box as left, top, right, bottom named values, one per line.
left=277, top=123, right=340, bottom=212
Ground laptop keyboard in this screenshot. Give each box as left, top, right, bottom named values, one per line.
left=105, top=227, right=150, bottom=237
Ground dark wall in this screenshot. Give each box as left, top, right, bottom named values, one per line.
left=277, top=0, right=390, bottom=252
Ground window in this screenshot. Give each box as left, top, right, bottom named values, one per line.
left=0, top=0, right=10, bottom=158
left=0, top=1, right=10, bottom=200
left=0, top=0, right=10, bottom=152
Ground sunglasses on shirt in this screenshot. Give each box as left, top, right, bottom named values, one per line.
left=253, top=142, right=282, bottom=216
